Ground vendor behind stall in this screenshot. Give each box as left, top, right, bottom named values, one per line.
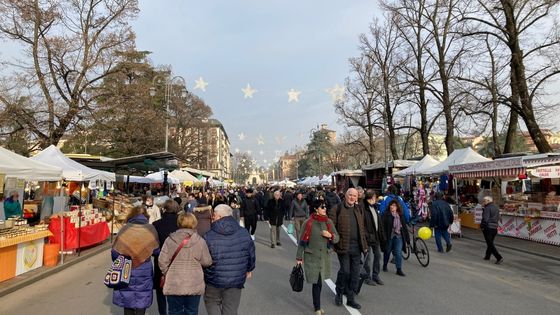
left=4, top=191, right=22, bottom=218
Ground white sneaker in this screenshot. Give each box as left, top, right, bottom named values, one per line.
left=251, top=235, right=255, bottom=241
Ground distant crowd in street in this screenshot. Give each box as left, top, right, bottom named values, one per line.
left=108, top=182, right=502, bottom=315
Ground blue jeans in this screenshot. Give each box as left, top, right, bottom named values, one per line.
left=383, top=235, right=403, bottom=270
left=434, top=228, right=451, bottom=252
left=167, top=295, right=201, bottom=315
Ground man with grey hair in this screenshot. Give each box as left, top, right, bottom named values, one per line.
left=203, top=204, right=256, bottom=315
left=481, top=196, right=503, bottom=264
left=266, top=190, right=285, bottom=248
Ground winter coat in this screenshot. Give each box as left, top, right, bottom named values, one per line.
left=363, top=201, right=386, bottom=249
left=241, top=197, right=259, bottom=217
left=3, top=199, right=22, bottom=218
left=267, top=198, right=285, bottom=226
left=152, top=212, right=179, bottom=289
left=381, top=211, right=410, bottom=247
left=283, top=191, right=294, bottom=210
left=146, top=204, right=161, bottom=224
left=203, top=216, right=256, bottom=289
left=328, top=203, right=368, bottom=254
left=290, top=199, right=309, bottom=218
left=158, top=229, right=212, bottom=296
left=325, top=191, right=341, bottom=209
left=296, top=217, right=339, bottom=283
left=112, top=215, right=159, bottom=309
left=193, top=205, right=213, bottom=237
left=481, top=202, right=500, bottom=230
left=429, top=199, right=454, bottom=229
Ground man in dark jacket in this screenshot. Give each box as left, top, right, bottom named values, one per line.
left=240, top=188, right=259, bottom=239
left=203, top=204, right=256, bottom=315
left=481, top=196, right=503, bottom=264
left=361, top=190, right=385, bottom=286
left=329, top=188, right=367, bottom=310
left=325, top=187, right=341, bottom=210
left=283, top=189, right=294, bottom=220
left=152, top=200, right=181, bottom=315
left=429, top=192, right=454, bottom=253
left=267, top=190, right=285, bottom=248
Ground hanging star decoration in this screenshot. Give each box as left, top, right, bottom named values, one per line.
left=275, top=136, right=287, bottom=144
left=238, top=133, right=246, bottom=141
left=326, top=84, right=345, bottom=102
left=194, top=77, right=209, bottom=91
left=264, top=159, right=268, bottom=163
left=259, top=150, right=264, bottom=155
left=257, top=135, right=265, bottom=145
left=247, top=150, right=252, bottom=155
left=235, top=148, right=240, bottom=153
left=299, top=132, right=304, bottom=139
left=287, top=88, right=301, bottom=103
left=242, top=83, right=257, bottom=98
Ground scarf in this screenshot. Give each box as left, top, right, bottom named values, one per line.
left=299, top=213, right=334, bottom=249
left=113, top=216, right=159, bottom=268
left=392, top=212, right=402, bottom=235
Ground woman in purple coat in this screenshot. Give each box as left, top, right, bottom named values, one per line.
left=111, top=206, right=160, bottom=315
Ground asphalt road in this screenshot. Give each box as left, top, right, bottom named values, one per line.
left=0, top=221, right=559, bottom=315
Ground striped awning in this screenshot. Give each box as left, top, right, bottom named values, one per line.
left=453, top=167, right=526, bottom=179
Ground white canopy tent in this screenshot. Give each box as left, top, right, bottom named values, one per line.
left=31, top=145, right=115, bottom=182
left=422, top=147, right=490, bottom=175
left=278, top=179, right=297, bottom=188
left=318, top=175, right=332, bottom=185
left=0, top=147, right=63, bottom=181
left=145, top=171, right=181, bottom=184
left=170, top=170, right=200, bottom=183
left=395, top=155, right=440, bottom=176
left=126, top=176, right=156, bottom=184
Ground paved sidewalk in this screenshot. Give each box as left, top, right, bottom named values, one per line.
left=459, top=227, right=560, bottom=261
left=0, top=240, right=111, bottom=298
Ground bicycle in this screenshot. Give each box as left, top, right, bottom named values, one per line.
left=402, top=221, right=430, bottom=267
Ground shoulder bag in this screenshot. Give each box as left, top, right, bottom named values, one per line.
left=160, top=235, right=191, bottom=288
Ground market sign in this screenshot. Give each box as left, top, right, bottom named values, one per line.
left=449, top=157, right=523, bottom=173
left=531, top=166, right=560, bottom=178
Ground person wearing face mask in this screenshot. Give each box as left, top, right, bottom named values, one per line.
left=143, top=196, right=161, bottom=224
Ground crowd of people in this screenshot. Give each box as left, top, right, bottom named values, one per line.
left=108, top=182, right=502, bottom=315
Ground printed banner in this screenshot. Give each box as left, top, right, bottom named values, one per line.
left=531, top=166, right=560, bottom=178
left=15, top=238, right=45, bottom=276
left=499, top=215, right=560, bottom=246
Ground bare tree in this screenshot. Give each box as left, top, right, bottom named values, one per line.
left=0, top=0, right=139, bottom=149
left=461, top=0, right=560, bottom=153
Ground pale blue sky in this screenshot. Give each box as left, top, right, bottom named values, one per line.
left=133, top=0, right=380, bottom=166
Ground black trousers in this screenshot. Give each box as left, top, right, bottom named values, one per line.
left=155, top=286, right=167, bottom=315
left=313, top=274, right=322, bottom=311
left=124, top=308, right=146, bottom=315
left=482, top=228, right=502, bottom=260
left=245, top=214, right=257, bottom=235
left=335, top=252, right=361, bottom=302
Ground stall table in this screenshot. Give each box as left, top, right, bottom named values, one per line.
left=0, top=230, right=52, bottom=282
left=49, top=217, right=110, bottom=250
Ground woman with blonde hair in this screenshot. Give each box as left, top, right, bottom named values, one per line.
left=159, top=212, right=212, bottom=314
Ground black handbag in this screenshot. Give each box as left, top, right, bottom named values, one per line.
left=289, top=264, right=304, bottom=292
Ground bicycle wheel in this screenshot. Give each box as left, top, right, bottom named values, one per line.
left=402, top=242, right=411, bottom=260
left=414, top=238, right=430, bottom=267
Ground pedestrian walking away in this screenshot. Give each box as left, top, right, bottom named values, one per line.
left=429, top=192, right=454, bottom=253
left=328, top=188, right=367, bottom=310
left=361, top=190, right=386, bottom=286
left=111, top=206, right=160, bottom=315
left=296, top=199, right=339, bottom=315
left=240, top=188, right=259, bottom=240
left=481, top=196, right=503, bottom=264
left=152, top=200, right=182, bottom=315
left=203, top=204, right=256, bottom=315
left=158, top=212, right=213, bottom=315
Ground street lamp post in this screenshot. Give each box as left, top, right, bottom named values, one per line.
left=149, top=75, right=188, bottom=152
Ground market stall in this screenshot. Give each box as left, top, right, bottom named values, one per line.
left=332, top=170, right=364, bottom=193
left=450, top=154, right=560, bottom=246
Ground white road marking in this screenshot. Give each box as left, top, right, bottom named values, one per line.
left=281, top=223, right=361, bottom=315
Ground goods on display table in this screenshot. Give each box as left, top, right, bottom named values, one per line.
left=500, top=191, right=560, bottom=246
left=48, top=207, right=110, bottom=250
left=0, top=222, right=52, bottom=282
left=99, top=195, right=141, bottom=233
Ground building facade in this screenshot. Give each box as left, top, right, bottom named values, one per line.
left=203, top=119, right=231, bottom=180
left=279, top=153, right=298, bottom=180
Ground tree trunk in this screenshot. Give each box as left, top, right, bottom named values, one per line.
left=501, top=0, right=552, bottom=153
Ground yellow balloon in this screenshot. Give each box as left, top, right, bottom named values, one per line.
left=418, top=227, right=432, bottom=240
